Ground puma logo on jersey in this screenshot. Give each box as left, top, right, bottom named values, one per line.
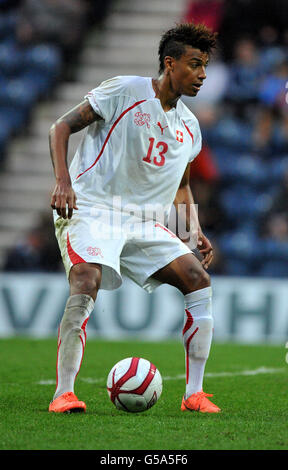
left=134, top=112, right=151, bottom=129
left=176, top=130, right=184, bottom=143
left=157, top=122, right=168, bottom=135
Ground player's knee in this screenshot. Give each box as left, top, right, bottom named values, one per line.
left=199, top=268, right=211, bottom=288
left=186, top=265, right=210, bottom=292
left=72, top=275, right=99, bottom=298
left=69, top=263, right=101, bottom=299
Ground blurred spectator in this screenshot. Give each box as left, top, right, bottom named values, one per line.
left=183, top=102, right=221, bottom=146
left=206, top=238, right=226, bottom=274
left=218, top=0, right=261, bottom=60
left=190, top=144, right=220, bottom=182
left=273, top=111, right=288, bottom=153
left=225, top=38, right=263, bottom=104
left=256, top=166, right=288, bottom=277
left=15, top=0, right=89, bottom=78
left=257, top=213, right=288, bottom=277
left=252, top=106, right=288, bottom=156
left=0, top=0, right=21, bottom=12
left=16, top=0, right=88, bottom=48
left=258, top=25, right=287, bottom=73
left=265, top=169, right=288, bottom=217
left=3, top=212, right=62, bottom=272
left=190, top=177, right=228, bottom=235
left=183, top=0, right=224, bottom=32
left=219, top=0, right=288, bottom=61
left=251, top=106, right=274, bottom=154
left=263, top=213, right=288, bottom=241
left=258, top=60, right=288, bottom=107
left=87, top=0, right=116, bottom=27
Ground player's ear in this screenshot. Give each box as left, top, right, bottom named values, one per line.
left=163, top=56, right=174, bottom=73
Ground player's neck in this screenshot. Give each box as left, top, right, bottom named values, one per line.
left=152, top=77, right=180, bottom=112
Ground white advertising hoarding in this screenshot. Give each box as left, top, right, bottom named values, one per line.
left=0, top=273, right=287, bottom=343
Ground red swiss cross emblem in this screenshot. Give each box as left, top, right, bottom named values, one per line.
left=176, top=130, right=183, bottom=143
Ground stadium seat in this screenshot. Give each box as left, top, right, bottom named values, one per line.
left=20, top=71, right=53, bottom=99
left=0, top=113, right=12, bottom=138
left=0, top=116, right=11, bottom=162
left=224, top=258, right=252, bottom=276
left=23, top=44, right=62, bottom=80
left=260, top=238, right=288, bottom=261
left=206, top=118, right=252, bottom=151
left=257, top=259, right=288, bottom=278
left=0, top=106, right=30, bottom=134
left=219, top=187, right=273, bottom=223
left=268, top=155, right=288, bottom=182
left=0, top=77, right=38, bottom=112
left=0, top=41, right=23, bottom=76
left=0, top=10, right=18, bottom=41
left=216, top=153, right=269, bottom=187
left=217, top=230, right=261, bottom=264
left=259, top=46, right=286, bottom=73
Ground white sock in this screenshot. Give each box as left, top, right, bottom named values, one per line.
left=53, top=294, right=95, bottom=400
left=182, top=286, right=213, bottom=399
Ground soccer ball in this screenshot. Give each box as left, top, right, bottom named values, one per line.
left=107, top=357, right=162, bottom=412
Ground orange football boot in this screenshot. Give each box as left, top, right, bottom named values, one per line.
left=49, top=392, right=86, bottom=413
left=181, top=390, right=221, bottom=413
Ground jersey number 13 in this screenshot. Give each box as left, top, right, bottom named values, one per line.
left=142, top=137, right=168, bottom=167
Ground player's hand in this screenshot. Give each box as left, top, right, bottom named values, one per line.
left=50, top=179, right=78, bottom=219
left=197, top=229, right=213, bottom=269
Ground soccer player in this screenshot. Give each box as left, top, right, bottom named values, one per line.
left=48, top=23, right=220, bottom=413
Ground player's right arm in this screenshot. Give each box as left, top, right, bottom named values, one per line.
left=49, top=99, right=102, bottom=219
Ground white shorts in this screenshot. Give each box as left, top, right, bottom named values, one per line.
left=54, top=208, right=192, bottom=293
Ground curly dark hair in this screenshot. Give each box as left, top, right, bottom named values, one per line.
left=158, top=23, right=217, bottom=74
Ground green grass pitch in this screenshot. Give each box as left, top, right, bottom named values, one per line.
left=0, top=337, right=287, bottom=451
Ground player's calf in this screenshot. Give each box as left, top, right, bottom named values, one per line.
left=182, top=286, right=213, bottom=396
left=50, top=293, right=95, bottom=411
left=180, top=286, right=220, bottom=413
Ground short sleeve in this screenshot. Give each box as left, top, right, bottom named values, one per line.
left=188, top=124, right=202, bottom=162
left=85, top=76, right=128, bottom=123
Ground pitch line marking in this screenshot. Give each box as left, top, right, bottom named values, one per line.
left=36, top=367, right=286, bottom=385
left=162, top=367, right=286, bottom=381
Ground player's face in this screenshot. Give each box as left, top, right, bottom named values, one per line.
left=166, top=46, right=209, bottom=97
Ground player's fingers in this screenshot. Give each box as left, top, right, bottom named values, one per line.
left=53, top=194, right=62, bottom=216
left=198, top=240, right=212, bottom=254
left=207, top=251, right=213, bottom=266
left=50, top=193, right=56, bottom=209
left=200, top=246, right=212, bottom=263
left=199, top=248, right=211, bottom=261
left=67, top=195, right=74, bottom=219
left=199, top=245, right=210, bottom=254
left=59, top=195, right=68, bottom=219
left=202, top=249, right=213, bottom=269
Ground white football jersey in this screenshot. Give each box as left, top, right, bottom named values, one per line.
left=69, top=75, right=202, bottom=223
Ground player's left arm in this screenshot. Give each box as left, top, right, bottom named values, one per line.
left=174, top=163, right=213, bottom=269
